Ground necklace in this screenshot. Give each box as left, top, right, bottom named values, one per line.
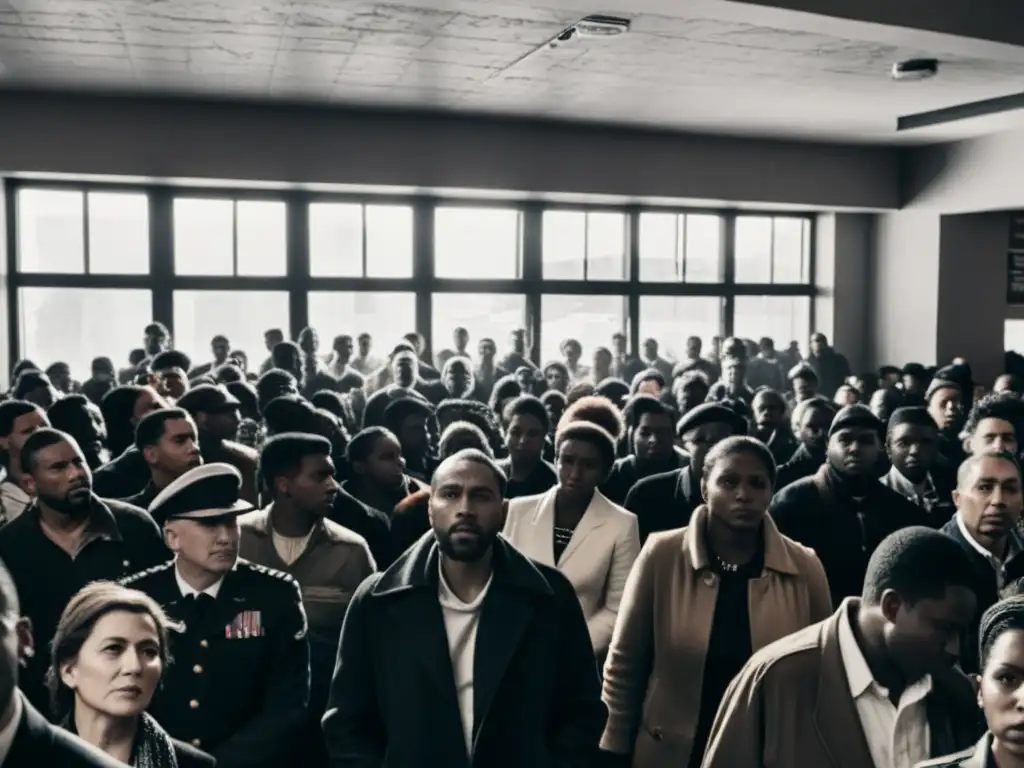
left=714, top=554, right=740, bottom=573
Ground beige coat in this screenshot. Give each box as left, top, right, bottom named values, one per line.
left=600, top=505, right=832, bottom=768
left=503, top=487, right=640, bottom=657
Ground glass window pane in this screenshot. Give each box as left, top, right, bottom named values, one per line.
left=541, top=295, right=625, bottom=364
left=366, top=205, right=413, bottom=278
left=237, top=200, right=286, bottom=276
left=542, top=211, right=585, bottom=280
left=433, top=293, right=526, bottom=358
left=17, top=189, right=84, bottom=273
left=586, top=212, right=627, bottom=281
left=733, top=296, right=810, bottom=349
left=1006, top=320, right=1024, bottom=354
left=174, top=291, right=289, bottom=366
left=308, top=291, right=415, bottom=355
left=639, top=296, right=722, bottom=363
left=435, top=207, right=520, bottom=279
left=309, top=203, right=363, bottom=277
left=174, top=198, right=233, bottom=276
left=87, top=192, right=149, bottom=275
left=638, top=213, right=680, bottom=283
left=772, top=218, right=807, bottom=284
left=19, top=287, right=151, bottom=379
left=735, top=216, right=773, bottom=284
left=684, top=214, right=723, bottom=283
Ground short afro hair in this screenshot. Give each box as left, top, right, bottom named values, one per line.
left=862, top=526, right=976, bottom=607
left=438, top=421, right=493, bottom=459
left=963, top=391, right=1024, bottom=440
left=502, top=395, right=550, bottom=436
left=622, top=395, right=673, bottom=432
left=559, top=395, right=624, bottom=441
left=554, top=421, right=617, bottom=474
left=258, top=432, right=333, bottom=495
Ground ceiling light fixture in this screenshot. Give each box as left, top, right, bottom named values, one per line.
left=891, top=58, right=939, bottom=82
left=549, top=14, right=630, bottom=48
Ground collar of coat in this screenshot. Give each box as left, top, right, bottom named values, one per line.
left=370, top=531, right=554, bottom=598
left=684, top=503, right=803, bottom=576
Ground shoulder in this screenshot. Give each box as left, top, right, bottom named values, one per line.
left=594, top=491, right=638, bottom=527
left=641, top=527, right=685, bottom=565
left=234, top=558, right=301, bottom=596
left=736, top=619, right=826, bottom=689
left=120, top=560, right=175, bottom=588
left=171, top=737, right=217, bottom=768
left=99, top=497, right=159, bottom=532
left=47, top=726, right=125, bottom=767
left=630, top=468, right=681, bottom=494
left=913, top=746, right=976, bottom=768
left=525, top=559, right=578, bottom=604
left=771, top=476, right=818, bottom=505
left=220, top=439, right=259, bottom=464
left=508, top=492, right=545, bottom=514
left=320, top=518, right=373, bottom=553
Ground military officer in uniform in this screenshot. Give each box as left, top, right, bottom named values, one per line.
left=122, top=462, right=310, bottom=768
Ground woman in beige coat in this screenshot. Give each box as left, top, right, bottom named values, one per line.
left=600, top=435, right=832, bottom=768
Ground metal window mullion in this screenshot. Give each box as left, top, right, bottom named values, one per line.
left=723, top=213, right=736, bottom=338
left=286, top=192, right=309, bottom=341
left=627, top=207, right=640, bottom=357
left=361, top=204, right=368, bottom=277
left=679, top=214, right=687, bottom=283
left=768, top=217, right=776, bottom=284
left=149, top=188, right=174, bottom=334
left=521, top=204, right=543, bottom=365
left=231, top=199, right=239, bottom=277
left=413, top=198, right=434, bottom=360
left=5, top=186, right=20, bottom=371
left=82, top=191, right=91, bottom=275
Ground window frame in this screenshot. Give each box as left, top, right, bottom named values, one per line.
left=5, top=180, right=817, bottom=373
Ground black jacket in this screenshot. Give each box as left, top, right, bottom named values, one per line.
left=322, top=533, right=607, bottom=768
left=7, top=696, right=125, bottom=767
left=941, top=518, right=1024, bottom=674
left=624, top=465, right=702, bottom=544
left=601, top=450, right=688, bottom=507
left=770, top=465, right=930, bottom=604
left=775, top=443, right=824, bottom=491
left=92, top=446, right=150, bottom=499
left=121, top=559, right=310, bottom=768
left=65, top=714, right=216, bottom=768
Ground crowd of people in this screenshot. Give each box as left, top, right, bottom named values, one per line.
left=1, top=319, right=1024, bottom=767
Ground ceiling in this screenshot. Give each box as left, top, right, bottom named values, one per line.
left=1, top=0, right=1024, bottom=143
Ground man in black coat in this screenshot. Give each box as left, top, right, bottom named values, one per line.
left=0, top=558, right=125, bottom=766
left=0, top=429, right=167, bottom=716
left=940, top=452, right=1024, bottom=674
left=770, top=404, right=930, bottom=605
left=624, top=403, right=746, bottom=543
left=122, top=462, right=310, bottom=768
left=323, top=449, right=607, bottom=768
left=775, top=397, right=835, bottom=491
left=601, top=395, right=687, bottom=506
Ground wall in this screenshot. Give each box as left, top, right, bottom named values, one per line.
left=869, top=210, right=942, bottom=367
left=0, top=91, right=900, bottom=210
left=936, top=212, right=1009, bottom=383
left=814, top=212, right=872, bottom=372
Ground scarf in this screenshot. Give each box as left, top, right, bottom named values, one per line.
left=133, top=711, right=178, bottom=768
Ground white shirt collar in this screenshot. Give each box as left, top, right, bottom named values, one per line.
left=0, top=692, right=24, bottom=765
left=174, top=561, right=225, bottom=600
left=956, top=512, right=1022, bottom=567
left=886, top=466, right=933, bottom=498
left=837, top=603, right=932, bottom=701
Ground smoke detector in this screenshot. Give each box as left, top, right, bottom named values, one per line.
left=549, top=14, right=630, bottom=47
left=891, top=58, right=939, bottom=82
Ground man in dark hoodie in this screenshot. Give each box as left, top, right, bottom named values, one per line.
left=601, top=394, right=687, bottom=506
left=775, top=396, right=835, bottom=491
left=751, top=388, right=798, bottom=466
left=805, top=332, right=850, bottom=398
left=770, top=404, right=930, bottom=604
left=624, top=402, right=746, bottom=543
left=926, top=363, right=972, bottom=469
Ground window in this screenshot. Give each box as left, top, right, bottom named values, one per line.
left=638, top=213, right=722, bottom=283
left=433, top=293, right=526, bottom=361
left=733, top=296, right=810, bottom=347
left=16, top=189, right=150, bottom=274
left=308, top=291, right=416, bottom=354
left=541, top=295, right=626, bottom=364
left=639, top=297, right=723, bottom=362
left=542, top=211, right=627, bottom=280
left=309, top=203, right=413, bottom=278
left=735, top=216, right=810, bottom=284
left=173, top=198, right=286, bottom=276
left=1006, top=320, right=1024, bottom=354
left=435, top=207, right=521, bottom=279
left=173, top=291, right=289, bottom=366
left=19, top=288, right=152, bottom=378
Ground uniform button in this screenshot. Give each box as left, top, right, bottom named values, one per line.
left=193, top=664, right=203, bottom=674
left=122, top=560, right=130, bottom=569
left=189, top=699, right=200, bottom=709
left=199, top=640, right=208, bottom=649
left=191, top=739, right=201, bottom=748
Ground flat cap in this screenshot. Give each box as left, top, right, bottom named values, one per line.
left=787, top=362, right=818, bottom=382
left=148, top=462, right=252, bottom=525
left=676, top=402, right=748, bottom=438
left=175, top=384, right=240, bottom=415
left=829, top=404, right=884, bottom=438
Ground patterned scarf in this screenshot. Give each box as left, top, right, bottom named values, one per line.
left=133, top=711, right=178, bottom=768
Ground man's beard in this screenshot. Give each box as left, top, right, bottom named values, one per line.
left=39, top=490, right=91, bottom=518
left=435, top=524, right=495, bottom=563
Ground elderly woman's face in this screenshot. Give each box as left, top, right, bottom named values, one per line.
left=60, top=610, right=163, bottom=719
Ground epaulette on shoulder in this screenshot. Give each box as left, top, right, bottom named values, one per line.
left=120, top=560, right=174, bottom=586
left=238, top=558, right=297, bottom=585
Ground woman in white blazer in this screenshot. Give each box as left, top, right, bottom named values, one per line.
left=504, top=417, right=641, bottom=659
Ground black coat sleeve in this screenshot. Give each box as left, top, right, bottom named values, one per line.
left=545, top=569, right=609, bottom=768
left=322, top=575, right=387, bottom=768
left=213, top=579, right=311, bottom=768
